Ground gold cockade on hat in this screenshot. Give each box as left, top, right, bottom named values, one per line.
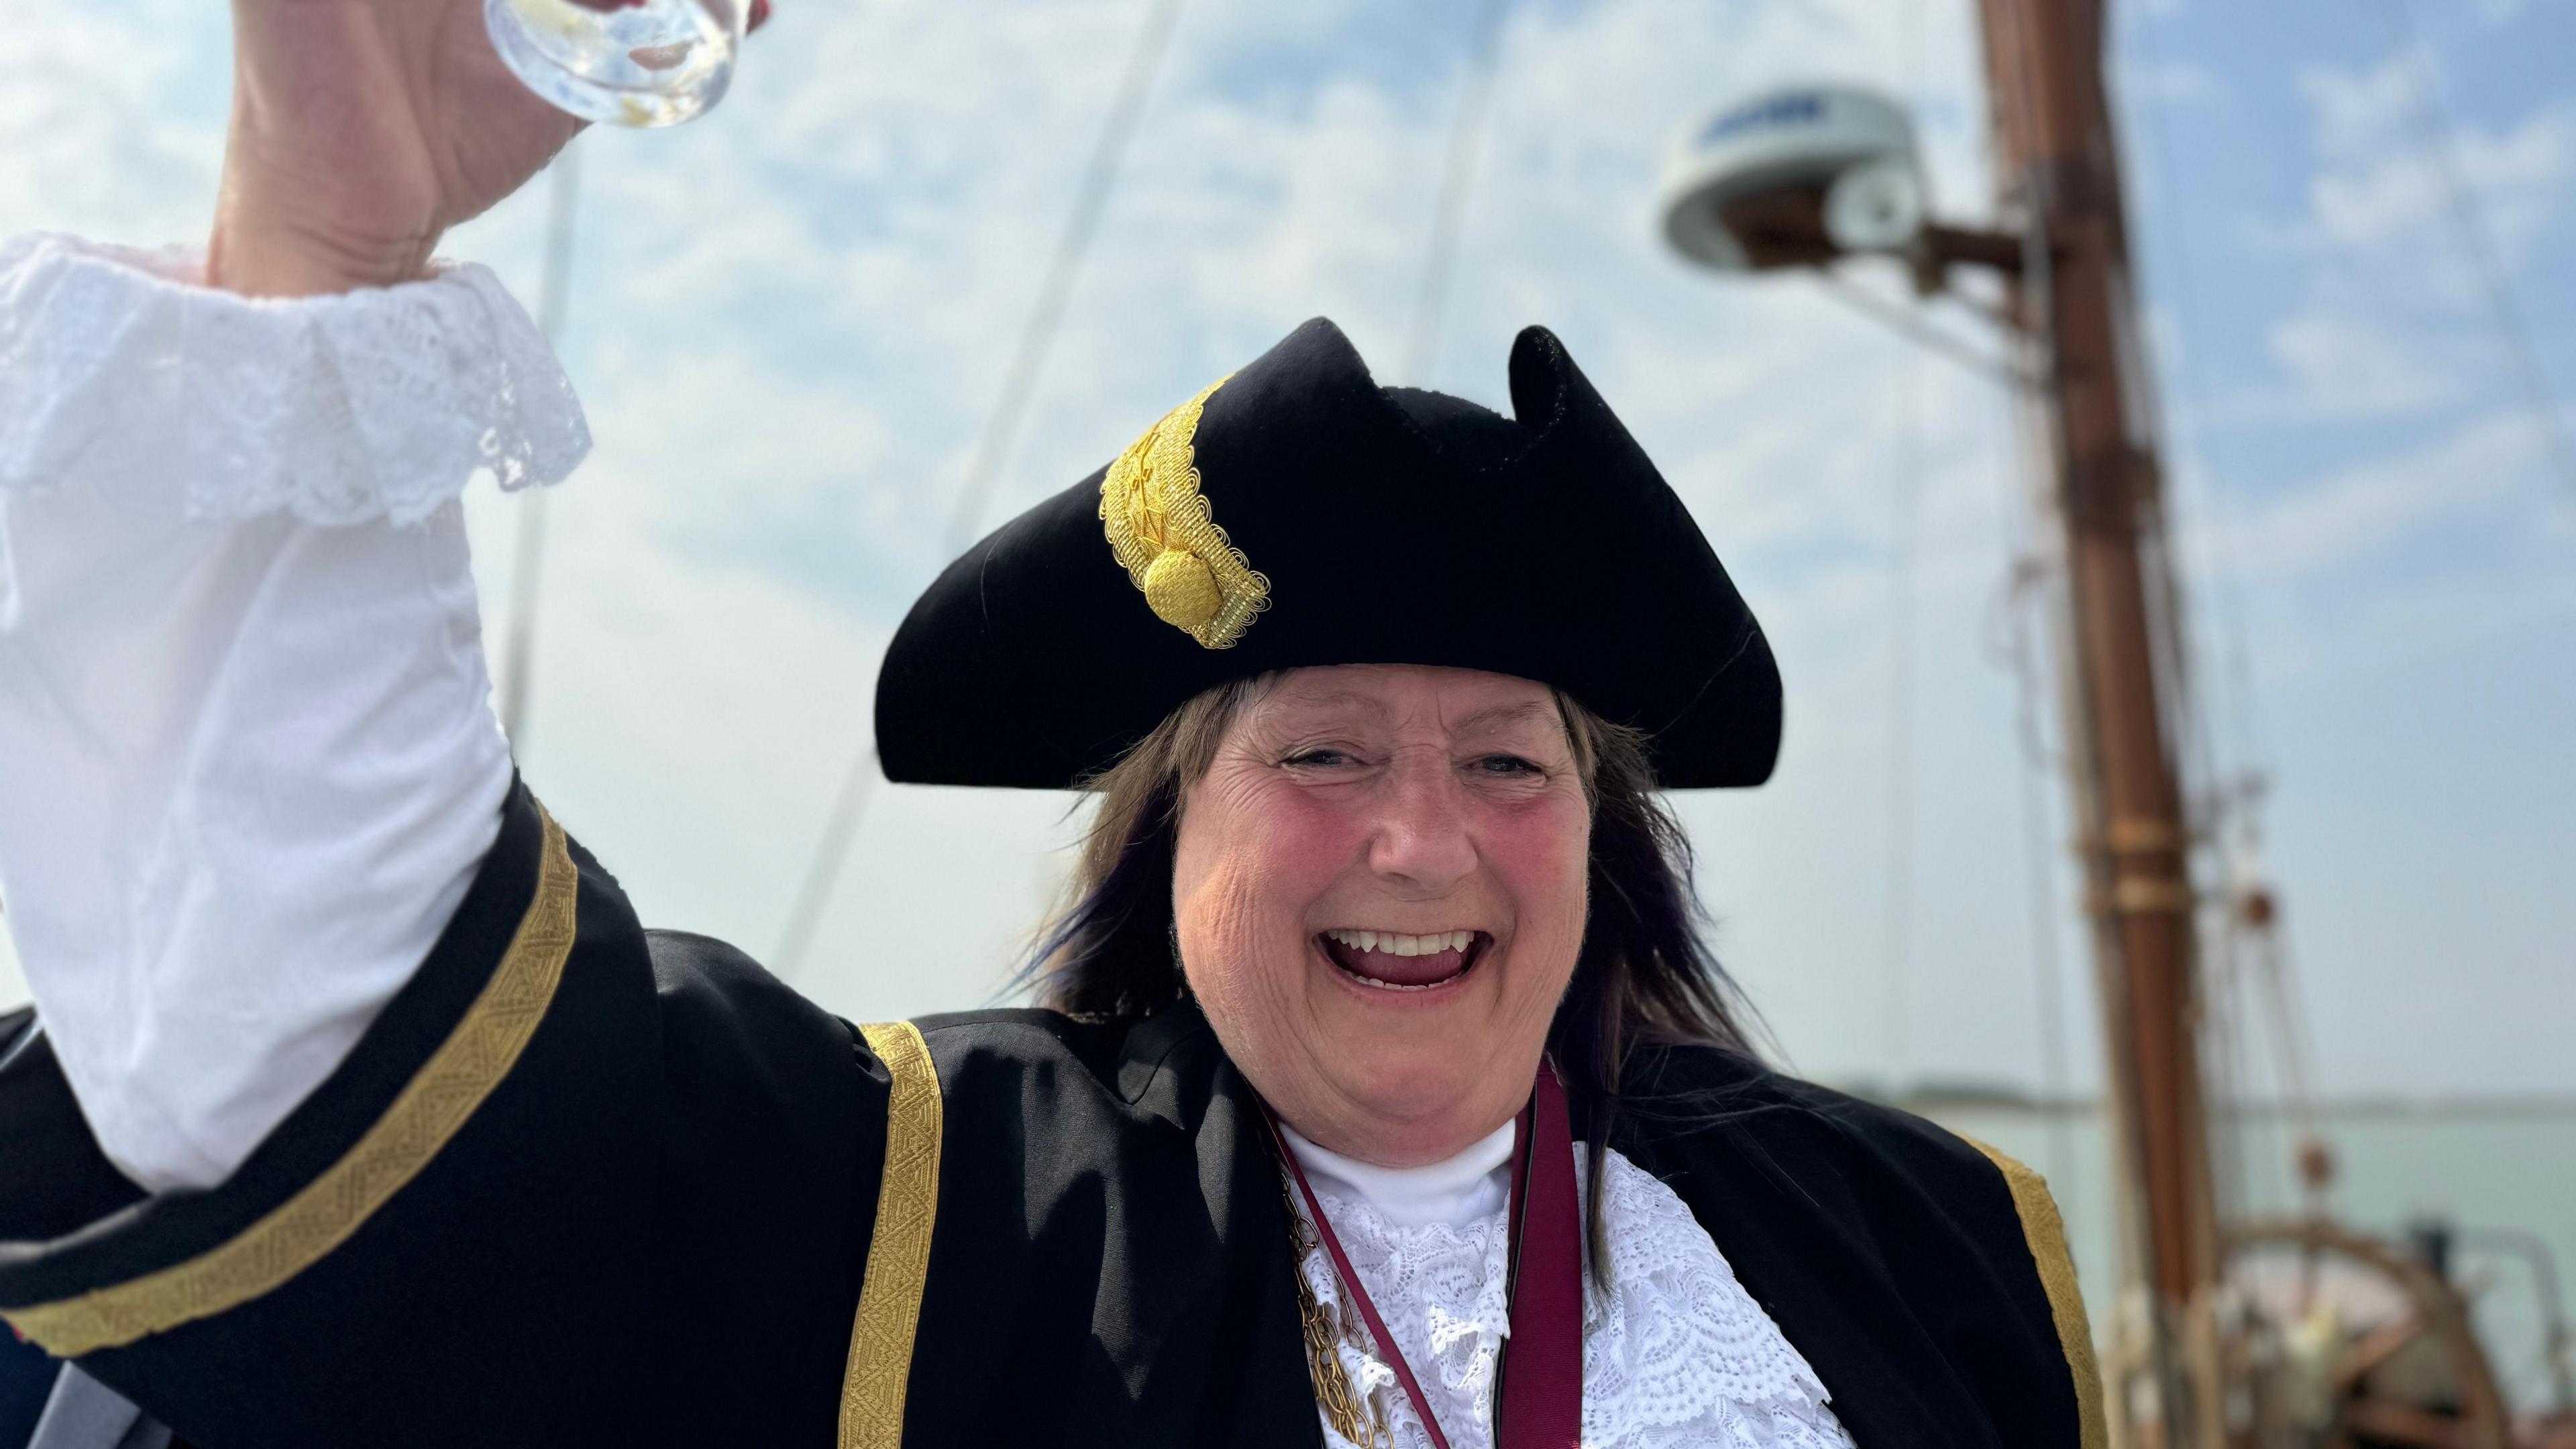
left=1097, top=375, right=1270, bottom=649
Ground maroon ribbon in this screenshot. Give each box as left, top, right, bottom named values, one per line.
left=1498, top=1061, right=1583, bottom=1448
left=1267, top=1063, right=1583, bottom=1449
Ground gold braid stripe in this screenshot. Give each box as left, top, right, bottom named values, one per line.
left=1967, top=1139, right=2110, bottom=1449
left=3, top=808, right=580, bottom=1358
left=1097, top=374, right=1270, bottom=649
left=839, top=1022, right=945, bottom=1449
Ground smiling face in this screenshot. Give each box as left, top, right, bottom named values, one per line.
left=1171, top=663, right=1593, bottom=1168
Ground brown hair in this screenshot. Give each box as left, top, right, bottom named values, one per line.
left=1026, top=675, right=1764, bottom=1117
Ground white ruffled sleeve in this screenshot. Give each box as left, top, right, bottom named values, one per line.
left=0, top=233, right=587, bottom=1192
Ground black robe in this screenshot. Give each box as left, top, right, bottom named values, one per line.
left=0, top=784, right=2105, bottom=1448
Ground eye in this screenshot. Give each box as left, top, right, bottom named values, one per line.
left=1282, top=747, right=1354, bottom=769
left=1472, top=753, right=1544, bottom=777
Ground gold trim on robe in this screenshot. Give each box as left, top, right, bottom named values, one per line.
left=3, top=808, right=581, bottom=1358
left=839, top=1021, right=945, bottom=1449
left=1967, top=1138, right=2110, bottom=1449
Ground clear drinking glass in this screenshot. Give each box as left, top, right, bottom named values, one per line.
left=484, top=0, right=749, bottom=128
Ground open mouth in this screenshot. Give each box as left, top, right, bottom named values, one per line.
left=1317, top=928, right=1491, bottom=993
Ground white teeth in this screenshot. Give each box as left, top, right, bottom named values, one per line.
left=1320, top=928, right=1486, bottom=990
left=1324, top=928, right=1479, bottom=957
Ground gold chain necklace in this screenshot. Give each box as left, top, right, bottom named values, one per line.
left=1279, top=1168, right=1391, bottom=1448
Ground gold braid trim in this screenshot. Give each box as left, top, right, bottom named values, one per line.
left=1966, top=1138, right=2110, bottom=1449
left=839, top=1022, right=945, bottom=1449
left=1097, top=374, right=1271, bottom=649
left=3, top=808, right=580, bottom=1358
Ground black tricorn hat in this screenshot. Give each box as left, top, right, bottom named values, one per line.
left=875, top=318, right=1781, bottom=789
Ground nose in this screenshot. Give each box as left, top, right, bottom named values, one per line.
left=1365, top=751, right=1477, bottom=895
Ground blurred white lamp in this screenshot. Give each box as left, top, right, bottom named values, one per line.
left=1658, top=85, right=1928, bottom=273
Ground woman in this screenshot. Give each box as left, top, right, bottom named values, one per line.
left=0, top=3, right=2100, bottom=1447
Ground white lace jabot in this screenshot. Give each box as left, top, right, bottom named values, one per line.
left=1280, top=1126, right=1855, bottom=1449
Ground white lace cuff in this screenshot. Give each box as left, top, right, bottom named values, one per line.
left=0, top=231, right=588, bottom=526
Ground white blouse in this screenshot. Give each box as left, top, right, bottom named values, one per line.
left=1283, top=1126, right=1853, bottom=1449
left=0, top=233, right=1852, bottom=1447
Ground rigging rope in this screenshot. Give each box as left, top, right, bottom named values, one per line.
left=1877, top=0, right=1930, bottom=1102
left=775, top=0, right=1191, bottom=981
left=773, top=744, right=879, bottom=983
left=1808, top=268, right=2035, bottom=388
left=2116, top=0, right=2270, bottom=801
left=939, top=0, right=1192, bottom=553
left=1983, top=0, right=2088, bottom=1212
left=2000, top=549, right=2080, bottom=1205
left=2112, top=0, right=2316, bottom=1218
left=2373, top=0, right=2576, bottom=500
left=497, top=142, right=586, bottom=753
left=1401, top=0, right=1511, bottom=383
left=1880, top=352, right=1921, bottom=1097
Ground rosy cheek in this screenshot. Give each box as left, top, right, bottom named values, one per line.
left=1189, top=778, right=1358, bottom=936
left=1481, top=801, right=1590, bottom=919
left=1248, top=793, right=1366, bottom=901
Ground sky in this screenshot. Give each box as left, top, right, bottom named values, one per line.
left=2, top=0, right=2571, bottom=1104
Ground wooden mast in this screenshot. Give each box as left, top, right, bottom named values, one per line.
left=1664, top=9, right=2555, bottom=1444
left=1971, top=0, right=2221, bottom=1440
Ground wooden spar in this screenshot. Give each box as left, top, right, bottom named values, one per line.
left=1661, top=12, right=2561, bottom=1446
left=1970, top=0, right=2221, bottom=1438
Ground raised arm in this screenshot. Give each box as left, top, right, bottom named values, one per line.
left=0, top=0, right=596, bottom=1192
left=1, top=9, right=888, bottom=1444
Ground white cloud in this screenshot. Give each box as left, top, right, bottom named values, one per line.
left=438, top=0, right=2062, bottom=1085
left=2279, top=52, right=2574, bottom=263
left=2298, top=49, right=2430, bottom=162
left=462, top=455, right=1082, bottom=1020
left=2261, top=309, right=2463, bottom=417
left=2118, top=59, right=2224, bottom=108
left=2216, top=411, right=2539, bottom=582
left=0, top=1, right=225, bottom=241
left=2231, top=49, right=2576, bottom=429
left=2307, top=107, right=2573, bottom=260
left=8, top=0, right=2574, bottom=1106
